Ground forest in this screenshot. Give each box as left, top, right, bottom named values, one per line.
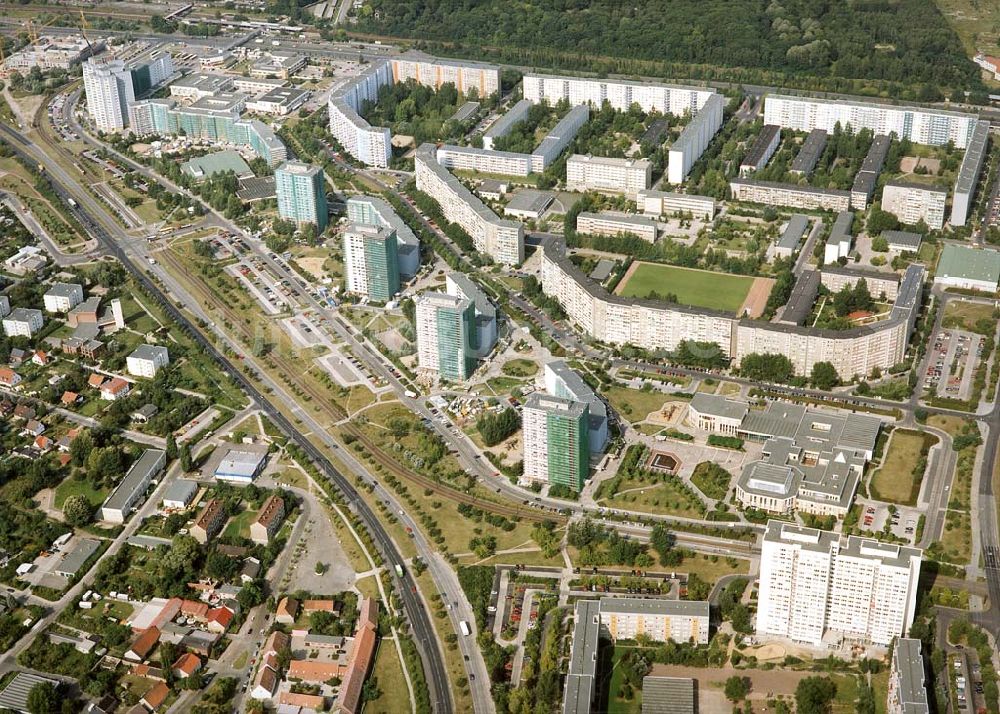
left=355, top=0, right=982, bottom=97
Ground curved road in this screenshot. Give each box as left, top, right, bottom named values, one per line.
left=0, top=120, right=453, bottom=714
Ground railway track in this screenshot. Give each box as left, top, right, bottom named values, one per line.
left=156, top=247, right=563, bottom=526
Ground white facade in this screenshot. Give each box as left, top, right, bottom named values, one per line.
left=83, top=58, right=134, bottom=133
left=436, top=145, right=533, bottom=177
left=566, top=155, right=651, bottom=196
left=757, top=521, right=921, bottom=647
left=126, top=345, right=170, bottom=378
left=730, top=179, right=851, bottom=212
left=415, top=144, right=524, bottom=265
left=329, top=54, right=500, bottom=168
left=764, top=94, right=979, bottom=149
left=43, top=283, right=84, bottom=313
left=637, top=190, right=716, bottom=220
left=523, top=74, right=714, bottom=116
left=881, top=183, right=947, bottom=230
left=2, top=308, right=44, bottom=338
left=667, top=94, right=725, bottom=184
left=576, top=212, right=658, bottom=242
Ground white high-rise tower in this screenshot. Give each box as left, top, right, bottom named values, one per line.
left=83, top=57, right=135, bottom=132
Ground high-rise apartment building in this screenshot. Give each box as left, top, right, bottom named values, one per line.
left=275, top=161, right=327, bottom=231
left=130, top=52, right=174, bottom=97
left=415, top=293, right=476, bottom=382
left=521, top=393, right=589, bottom=491
left=757, top=520, right=921, bottom=647
left=415, top=143, right=524, bottom=265
left=345, top=196, right=420, bottom=279
left=83, top=57, right=135, bottom=132
left=343, top=224, right=400, bottom=302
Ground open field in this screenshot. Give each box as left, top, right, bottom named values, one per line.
left=366, top=639, right=412, bottom=714
left=869, top=429, right=937, bottom=505
left=602, top=387, right=688, bottom=424
left=943, top=300, right=998, bottom=334
left=616, top=262, right=755, bottom=313
left=934, top=0, right=1000, bottom=75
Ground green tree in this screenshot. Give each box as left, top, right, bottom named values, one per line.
left=180, top=443, right=193, bottom=472
left=725, top=675, right=750, bottom=702
left=810, top=361, right=839, bottom=390
left=795, top=676, right=837, bottom=714
left=27, top=682, right=59, bottom=714
left=62, top=495, right=94, bottom=527
left=739, top=353, right=794, bottom=383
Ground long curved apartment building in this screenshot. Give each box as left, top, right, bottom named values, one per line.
left=415, top=143, right=524, bottom=265
left=539, top=238, right=736, bottom=355
left=539, top=237, right=924, bottom=377
left=329, top=52, right=501, bottom=168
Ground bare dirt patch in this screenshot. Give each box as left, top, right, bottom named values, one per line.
left=739, top=276, right=775, bottom=319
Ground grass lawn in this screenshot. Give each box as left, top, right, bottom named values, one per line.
left=501, top=358, right=538, bottom=378
left=598, top=473, right=706, bottom=519
left=938, top=509, right=972, bottom=564
left=457, top=547, right=564, bottom=569
left=602, top=386, right=686, bottom=423
left=831, top=674, right=862, bottom=714
left=618, top=263, right=754, bottom=313
left=604, top=647, right=642, bottom=714
left=871, top=669, right=889, bottom=714
left=366, top=639, right=414, bottom=714
left=222, top=509, right=256, bottom=540
left=681, top=553, right=750, bottom=582
left=927, top=414, right=967, bottom=437
left=54, top=478, right=109, bottom=509
left=869, top=429, right=938, bottom=505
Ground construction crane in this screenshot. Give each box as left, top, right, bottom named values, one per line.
left=79, top=9, right=94, bottom=55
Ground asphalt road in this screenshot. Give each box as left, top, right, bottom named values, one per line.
left=0, top=120, right=453, bottom=713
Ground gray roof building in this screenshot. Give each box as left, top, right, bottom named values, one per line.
left=54, top=538, right=101, bottom=578
left=779, top=269, right=820, bottom=326
left=101, top=449, right=167, bottom=523
left=504, top=189, right=554, bottom=219
left=162, top=479, right=199, bottom=508
left=599, top=597, right=709, bottom=619
left=883, top=230, right=922, bottom=252
left=0, top=673, right=61, bottom=713
left=891, top=638, right=930, bottom=714
left=641, top=676, right=696, bottom=714
left=790, top=128, right=827, bottom=176
left=563, top=599, right=601, bottom=714
left=689, top=392, right=749, bottom=422
left=776, top=214, right=809, bottom=255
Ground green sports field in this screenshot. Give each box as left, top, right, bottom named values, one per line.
left=617, top=262, right=755, bottom=313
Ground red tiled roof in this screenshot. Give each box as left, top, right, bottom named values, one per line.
left=128, top=626, right=161, bottom=660
left=142, top=681, right=170, bottom=710
left=287, top=659, right=346, bottom=682
left=206, top=606, right=234, bottom=630
left=302, top=599, right=336, bottom=613
left=61, top=391, right=78, bottom=404
left=87, top=374, right=105, bottom=388
left=171, top=652, right=201, bottom=677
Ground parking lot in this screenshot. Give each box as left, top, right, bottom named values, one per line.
left=859, top=502, right=920, bottom=543
left=924, top=329, right=983, bottom=401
